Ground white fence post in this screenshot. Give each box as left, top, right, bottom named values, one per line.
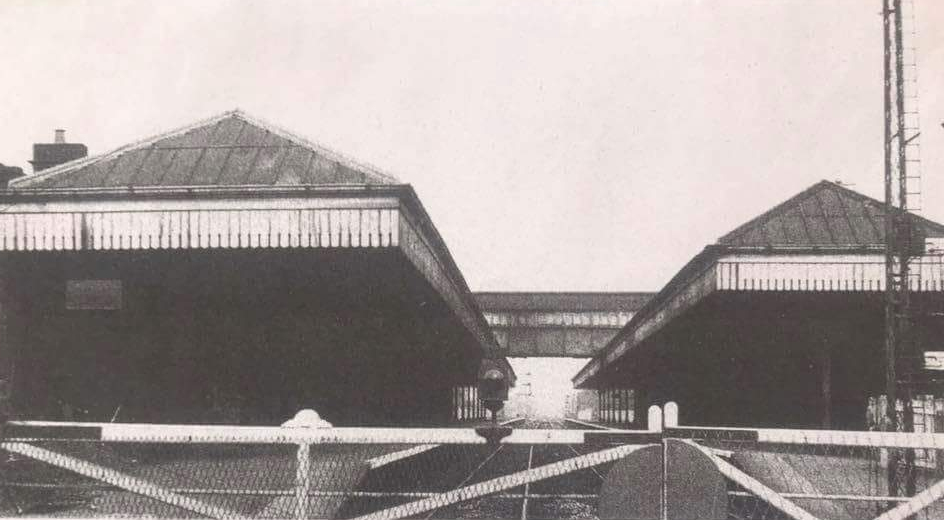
left=648, top=405, right=663, bottom=433
left=295, top=442, right=311, bottom=519
left=664, top=402, right=679, bottom=428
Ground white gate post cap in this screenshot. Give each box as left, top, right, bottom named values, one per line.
left=664, top=402, right=679, bottom=428
left=647, top=405, right=663, bottom=433
left=281, top=409, right=333, bottom=428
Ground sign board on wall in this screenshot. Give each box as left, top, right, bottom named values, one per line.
left=923, top=351, right=944, bottom=371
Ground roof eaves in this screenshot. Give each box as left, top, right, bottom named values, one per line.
left=723, top=244, right=886, bottom=254
left=573, top=244, right=725, bottom=387
left=0, top=183, right=412, bottom=204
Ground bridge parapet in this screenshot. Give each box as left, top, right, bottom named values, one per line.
left=474, top=292, right=652, bottom=358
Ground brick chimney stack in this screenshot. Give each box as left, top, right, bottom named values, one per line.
left=30, top=129, right=87, bottom=173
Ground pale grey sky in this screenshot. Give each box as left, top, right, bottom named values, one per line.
left=2, top=0, right=942, bottom=292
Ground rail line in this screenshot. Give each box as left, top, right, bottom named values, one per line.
left=418, top=418, right=612, bottom=520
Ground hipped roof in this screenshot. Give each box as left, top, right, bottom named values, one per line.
left=718, top=180, right=944, bottom=249
left=11, top=110, right=399, bottom=189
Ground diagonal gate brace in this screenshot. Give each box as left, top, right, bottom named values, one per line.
left=354, top=443, right=651, bottom=520
left=1, top=442, right=244, bottom=520
left=688, top=441, right=821, bottom=520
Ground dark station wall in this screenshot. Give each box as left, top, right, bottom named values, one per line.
left=601, top=292, right=944, bottom=430
left=1, top=248, right=483, bottom=426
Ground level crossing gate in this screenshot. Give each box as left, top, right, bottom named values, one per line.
left=2, top=407, right=944, bottom=519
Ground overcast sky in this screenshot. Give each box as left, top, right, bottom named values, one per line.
left=2, top=1, right=942, bottom=292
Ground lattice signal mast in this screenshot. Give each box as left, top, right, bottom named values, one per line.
left=883, top=0, right=923, bottom=499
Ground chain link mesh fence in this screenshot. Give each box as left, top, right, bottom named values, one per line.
left=3, top=421, right=944, bottom=519
left=0, top=424, right=636, bottom=519
left=670, top=427, right=944, bottom=520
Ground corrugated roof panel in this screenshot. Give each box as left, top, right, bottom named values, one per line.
left=188, top=147, right=231, bottom=185
left=69, top=161, right=116, bottom=189
left=215, top=126, right=273, bottom=184
left=738, top=226, right=768, bottom=246
left=859, top=200, right=884, bottom=242
left=307, top=159, right=367, bottom=184
left=218, top=146, right=259, bottom=185
left=770, top=215, right=797, bottom=244
left=129, top=149, right=178, bottom=186
left=101, top=150, right=150, bottom=187
left=246, top=143, right=291, bottom=185
left=189, top=120, right=246, bottom=184
left=816, top=189, right=857, bottom=244
left=234, top=122, right=269, bottom=147
left=158, top=148, right=204, bottom=186
left=202, top=117, right=243, bottom=148
left=304, top=154, right=338, bottom=184
left=336, top=164, right=367, bottom=184
left=715, top=181, right=944, bottom=249
left=153, top=120, right=223, bottom=149
left=795, top=195, right=830, bottom=244
left=761, top=216, right=788, bottom=244
left=10, top=111, right=400, bottom=189
left=29, top=167, right=71, bottom=188
left=274, top=147, right=313, bottom=186
left=779, top=214, right=810, bottom=245
left=264, top=132, right=297, bottom=149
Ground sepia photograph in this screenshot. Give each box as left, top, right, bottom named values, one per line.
left=1, top=1, right=944, bottom=518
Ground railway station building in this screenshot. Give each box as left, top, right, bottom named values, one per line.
left=0, top=110, right=510, bottom=427
left=574, top=181, right=944, bottom=430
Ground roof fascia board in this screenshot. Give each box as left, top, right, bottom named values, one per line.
left=0, top=195, right=400, bottom=214
left=395, top=189, right=515, bottom=380
left=397, top=197, right=501, bottom=353
left=573, top=246, right=723, bottom=387
left=0, top=184, right=410, bottom=204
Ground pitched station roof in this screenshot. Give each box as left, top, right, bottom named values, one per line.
left=11, top=110, right=399, bottom=189
left=718, top=180, right=944, bottom=249
left=3, top=111, right=513, bottom=377
left=474, top=292, right=653, bottom=313
left=574, top=180, right=944, bottom=387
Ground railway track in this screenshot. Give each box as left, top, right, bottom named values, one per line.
left=2, top=418, right=619, bottom=519
left=341, top=418, right=613, bottom=520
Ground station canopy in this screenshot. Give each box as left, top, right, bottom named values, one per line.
left=0, top=110, right=511, bottom=424
left=574, top=180, right=944, bottom=390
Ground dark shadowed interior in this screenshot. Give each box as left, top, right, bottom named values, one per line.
left=4, top=248, right=482, bottom=426
left=595, top=291, right=944, bottom=430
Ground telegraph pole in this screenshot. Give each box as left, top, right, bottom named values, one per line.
left=883, top=0, right=918, bottom=500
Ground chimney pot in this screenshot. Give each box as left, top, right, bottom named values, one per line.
left=54, top=129, right=66, bottom=144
